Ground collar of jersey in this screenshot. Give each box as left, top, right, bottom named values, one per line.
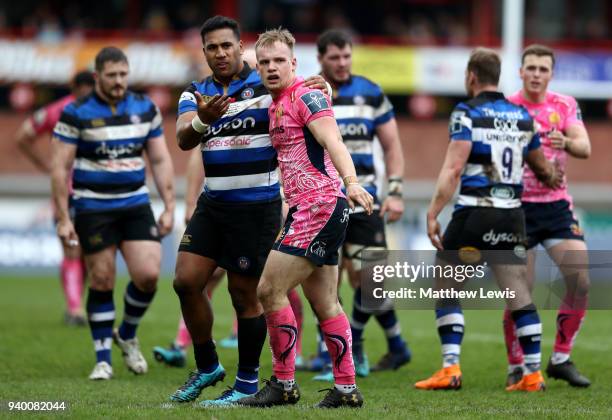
left=275, top=76, right=305, bottom=102
left=475, top=90, right=505, bottom=100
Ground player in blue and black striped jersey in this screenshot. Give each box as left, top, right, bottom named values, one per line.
left=416, top=48, right=562, bottom=392
left=306, top=30, right=410, bottom=380
left=168, top=16, right=329, bottom=407
left=50, top=47, right=176, bottom=381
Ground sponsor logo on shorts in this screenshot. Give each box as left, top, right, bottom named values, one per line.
left=150, top=226, right=159, bottom=238
left=89, top=233, right=103, bottom=246
left=238, top=256, right=251, bottom=271
left=514, top=244, right=527, bottom=259
left=570, top=223, right=583, bottom=236
left=490, top=186, right=515, bottom=200
left=309, top=241, right=327, bottom=258
left=340, top=208, right=350, bottom=223
left=458, top=246, right=481, bottom=264
left=180, top=234, right=192, bottom=245
left=130, top=114, right=141, bottom=124
left=482, top=230, right=523, bottom=246
left=241, top=88, right=254, bottom=99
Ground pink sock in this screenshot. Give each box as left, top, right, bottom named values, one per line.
left=554, top=294, right=587, bottom=354
left=175, top=315, right=192, bottom=348
left=503, top=309, right=523, bottom=365
left=287, top=288, right=303, bottom=356
left=320, top=313, right=355, bottom=385
left=265, top=305, right=297, bottom=381
left=60, top=257, right=85, bottom=315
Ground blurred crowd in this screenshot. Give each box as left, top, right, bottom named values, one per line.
left=0, top=0, right=608, bottom=45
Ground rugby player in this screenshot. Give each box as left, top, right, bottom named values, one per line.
left=238, top=28, right=372, bottom=409
left=414, top=48, right=562, bottom=392
left=311, top=29, right=410, bottom=381
left=51, top=47, right=175, bottom=380
left=503, top=44, right=592, bottom=388
left=170, top=16, right=324, bottom=406
left=15, top=70, right=94, bottom=326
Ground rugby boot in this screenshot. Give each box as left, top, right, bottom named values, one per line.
left=415, top=364, right=462, bottom=390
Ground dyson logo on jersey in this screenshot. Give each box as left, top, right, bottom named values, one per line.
left=482, top=230, right=524, bottom=246
left=338, top=122, right=368, bottom=137
left=204, top=116, right=256, bottom=136
left=94, top=142, right=143, bottom=159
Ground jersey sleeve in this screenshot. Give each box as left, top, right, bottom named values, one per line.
left=177, top=83, right=198, bottom=116
left=373, top=91, right=395, bottom=127
left=296, top=89, right=334, bottom=126
left=563, top=96, right=585, bottom=130
left=52, top=106, right=81, bottom=145
left=448, top=104, right=472, bottom=141
left=148, top=104, right=164, bottom=139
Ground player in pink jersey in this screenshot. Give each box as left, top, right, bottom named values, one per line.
left=238, top=28, right=373, bottom=409
left=504, top=45, right=592, bottom=388
left=15, top=70, right=94, bottom=326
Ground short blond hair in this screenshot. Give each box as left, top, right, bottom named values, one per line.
left=255, top=27, right=295, bottom=53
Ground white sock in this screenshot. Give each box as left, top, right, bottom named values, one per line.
left=443, top=354, right=459, bottom=368
left=507, top=363, right=524, bottom=374
left=334, top=383, right=356, bottom=393
left=277, top=378, right=295, bottom=391
left=551, top=352, right=570, bottom=365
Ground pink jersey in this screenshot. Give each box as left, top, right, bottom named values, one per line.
left=509, top=90, right=584, bottom=203
left=29, top=94, right=75, bottom=135
left=268, top=77, right=344, bottom=208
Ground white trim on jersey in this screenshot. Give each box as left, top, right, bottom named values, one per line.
left=72, top=185, right=149, bottom=200
left=205, top=171, right=279, bottom=191
left=344, top=139, right=374, bottom=155
left=81, top=123, right=152, bottom=142
left=333, top=104, right=376, bottom=120
left=457, top=194, right=521, bottom=209
left=73, top=157, right=146, bottom=173
left=462, top=163, right=485, bottom=177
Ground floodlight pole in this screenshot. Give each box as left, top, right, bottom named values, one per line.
left=501, top=0, right=524, bottom=95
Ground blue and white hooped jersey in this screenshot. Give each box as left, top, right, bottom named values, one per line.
left=54, top=91, right=163, bottom=213
left=333, top=75, right=394, bottom=199
left=178, top=63, right=280, bottom=203
left=450, top=91, right=540, bottom=209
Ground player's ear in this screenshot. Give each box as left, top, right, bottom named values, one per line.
left=239, top=39, right=244, bottom=55
left=291, top=56, right=297, bottom=72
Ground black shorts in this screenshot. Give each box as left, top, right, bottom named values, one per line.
left=344, top=206, right=387, bottom=248
left=74, top=204, right=160, bottom=254
left=273, top=197, right=349, bottom=266
left=523, top=200, right=585, bottom=249
left=439, top=206, right=527, bottom=265
left=179, top=195, right=281, bottom=277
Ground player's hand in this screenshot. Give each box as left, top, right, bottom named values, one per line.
left=158, top=209, right=174, bottom=237
left=380, top=196, right=404, bottom=223
left=57, top=219, right=79, bottom=248
left=549, top=129, right=569, bottom=150
left=346, top=184, right=374, bottom=215
left=194, top=92, right=234, bottom=124
left=427, top=215, right=443, bottom=250
left=304, top=75, right=330, bottom=95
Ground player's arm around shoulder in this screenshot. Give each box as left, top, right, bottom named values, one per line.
left=146, top=134, right=176, bottom=236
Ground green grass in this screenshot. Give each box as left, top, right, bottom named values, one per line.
left=1, top=276, right=611, bottom=419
